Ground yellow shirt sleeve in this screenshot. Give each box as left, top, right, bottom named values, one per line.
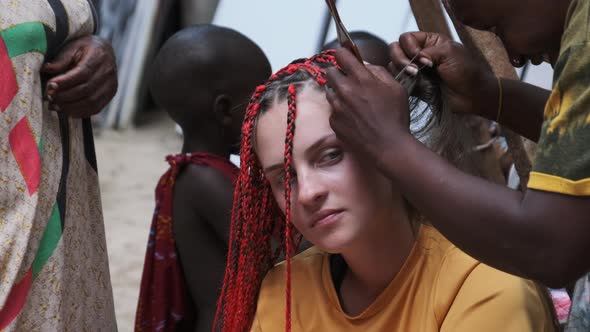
left=440, top=264, right=555, bottom=332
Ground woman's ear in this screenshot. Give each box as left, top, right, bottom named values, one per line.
left=213, top=94, right=233, bottom=127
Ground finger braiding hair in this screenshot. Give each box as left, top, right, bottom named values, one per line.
left=213, top=51, right=341, bottom=332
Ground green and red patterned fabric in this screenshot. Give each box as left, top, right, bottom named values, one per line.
left=0, top=1, right=116, bottom=330
left=0, top=20, right=50, bottom=330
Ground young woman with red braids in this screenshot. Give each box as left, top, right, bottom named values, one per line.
left=214, top=51, right=557, bottom=332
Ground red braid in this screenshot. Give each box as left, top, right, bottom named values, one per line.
left=283, top=84, right=297, bottom=332
left=214, top=50, right=341, bottom=332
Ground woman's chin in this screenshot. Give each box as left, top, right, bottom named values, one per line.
left=312, top=233, right=355, bottom=254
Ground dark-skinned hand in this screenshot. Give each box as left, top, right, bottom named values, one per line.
left=42, top=35, right=117, bottom=118
left=390, top=32, right=498, bottom=119
left=326, top=48, right=411, bottom=165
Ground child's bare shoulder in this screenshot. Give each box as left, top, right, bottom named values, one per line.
left=172, top=163, right=235, bottom=221
left=176, top=163, right=232, bottom=191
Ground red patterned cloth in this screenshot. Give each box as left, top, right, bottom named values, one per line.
left=135, top=152, right=238, bottom=332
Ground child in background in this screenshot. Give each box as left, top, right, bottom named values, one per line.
left=322, top=30, right=390, bottom=67
left=135, top=24, right=271, bottom=332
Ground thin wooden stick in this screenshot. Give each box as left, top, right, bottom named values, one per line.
left=409, top=0, right=452, bottom=39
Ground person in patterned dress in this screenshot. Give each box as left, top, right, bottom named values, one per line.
left=0, top=0, right=117, bottom=330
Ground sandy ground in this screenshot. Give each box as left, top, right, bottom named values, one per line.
left=95, top=113, right=181, bottom=331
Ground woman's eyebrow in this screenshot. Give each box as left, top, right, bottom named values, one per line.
left=305, top=133, right=336, bottom=159
left=263, top=133, right=337, bottom=174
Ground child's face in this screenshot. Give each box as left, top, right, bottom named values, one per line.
left=255, top=86, right=396, bottom=254
left=448, top=0, right=566, bottom=66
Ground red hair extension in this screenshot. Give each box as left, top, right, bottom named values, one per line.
left=213, top=51, right=341, bottom=332
left=283, top=83, right=297, bottom=332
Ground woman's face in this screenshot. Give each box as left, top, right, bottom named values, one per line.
left=256, top=85, right=396, bottom=253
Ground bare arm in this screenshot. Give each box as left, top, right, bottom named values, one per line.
left=380, top=132, right=590, bottom=287
left=484, top=78, right=549, bottom=142
left=173, top=165, right=235, bottom=332
left=326, top=48, right=590, bottom=287
left=174, top=165, right=235, bottom=246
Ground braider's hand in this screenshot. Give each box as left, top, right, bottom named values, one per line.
left=390, top=32, right=497, bottom=119
left=326, top=48, right=411, bottom=164
left=42, top=36, right=117, bottom=118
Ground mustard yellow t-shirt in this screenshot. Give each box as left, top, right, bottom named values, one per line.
left=528, top=0, right=590, bottom=195
left=251, top=225, right=555, bottom=331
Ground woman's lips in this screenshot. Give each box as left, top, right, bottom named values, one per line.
left=311, top=209, right=344, bottom=228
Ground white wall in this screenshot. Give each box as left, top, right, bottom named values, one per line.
left=214, top=0, right=326, bottom=71
left=214, top=0, right=552, bottom=89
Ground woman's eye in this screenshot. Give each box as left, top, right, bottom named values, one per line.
left=318, top=149, right=343, bottom=166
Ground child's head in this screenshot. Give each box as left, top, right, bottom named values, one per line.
left=322, top=31, right=390, bottom=66
left=445, top=0, right=572, bottom=66
left=150, top=24, right=271, bottom=153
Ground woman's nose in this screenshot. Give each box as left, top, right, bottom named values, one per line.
left=296, top=171, right=328, bottom=207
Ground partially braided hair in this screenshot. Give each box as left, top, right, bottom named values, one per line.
left=213, top=51, right=341, bottom=332
left=214, top=50, right=483, bottom=332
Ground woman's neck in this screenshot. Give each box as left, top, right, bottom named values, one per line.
left=337, top=205, right=416, bottom=316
